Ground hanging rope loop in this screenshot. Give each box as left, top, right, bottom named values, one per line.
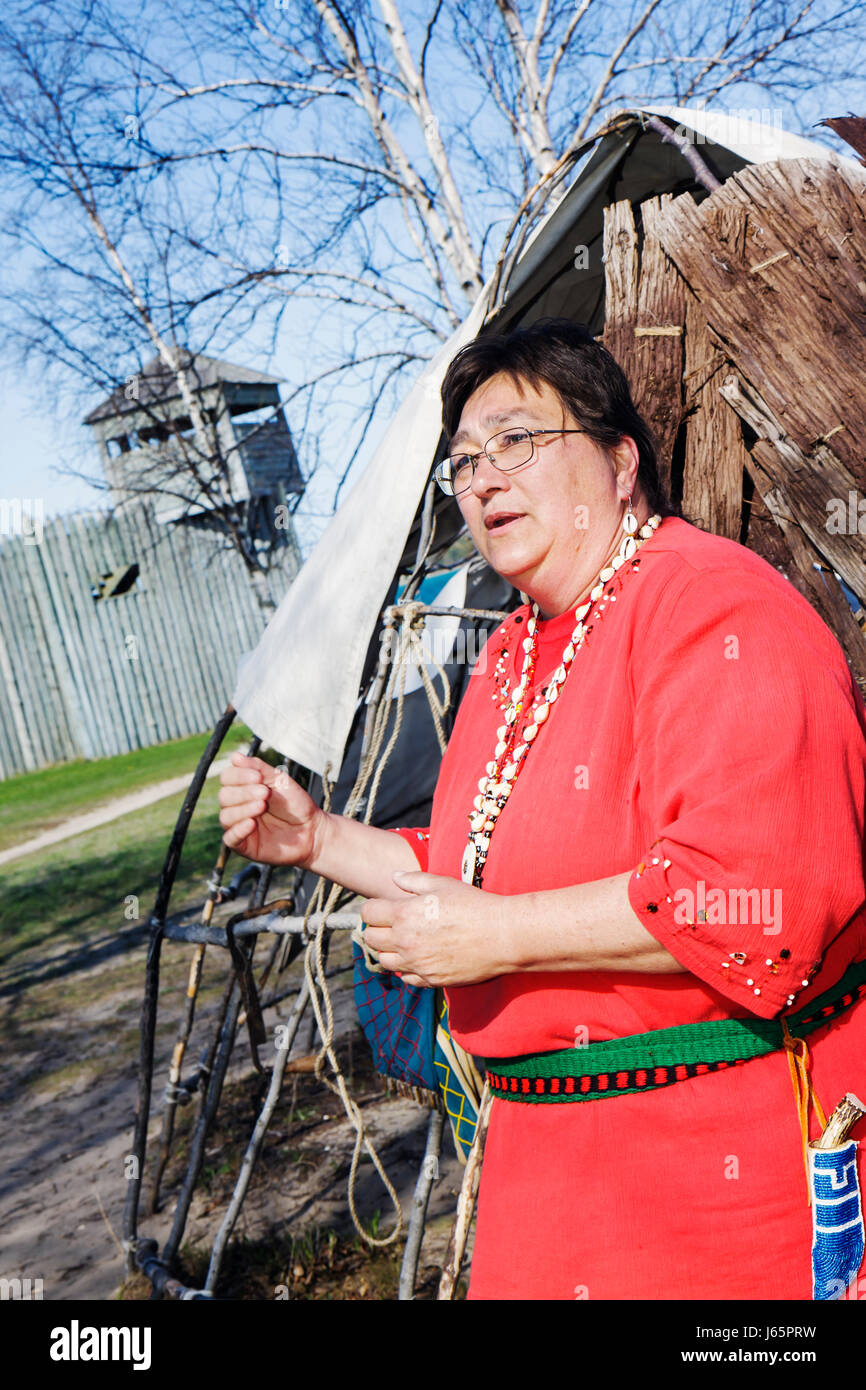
left=782, top=1018, right=828, bottom=1205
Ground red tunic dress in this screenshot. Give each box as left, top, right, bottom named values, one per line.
left=392, top=516, right=866, bottom=1299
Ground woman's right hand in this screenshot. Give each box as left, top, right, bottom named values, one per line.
left=218, top=752, right=324, bottom=867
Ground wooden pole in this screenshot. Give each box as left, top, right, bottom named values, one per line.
left=399, top=1107, right=445, bottom=1301
left=437, top=1084, right=493, bottom=1300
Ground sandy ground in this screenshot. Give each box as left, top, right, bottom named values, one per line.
left=0, top=898, right=468, bottom=1301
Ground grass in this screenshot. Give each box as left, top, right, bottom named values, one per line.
left=0, top=781, right=234, bottom=969
left=178, top=1227, right=406, bottom=1300
left=0, top=729, right=293, bottom=1104
left=27, top=1056, right=102, bottom=1095
left=117, top=1227, right=411, bottom=1301
left=0, top=722, right=257, bottom=852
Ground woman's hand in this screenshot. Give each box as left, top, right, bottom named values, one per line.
left=218, top=752, right=323, bottom=867
left=360, top=870, right=513, bottom=988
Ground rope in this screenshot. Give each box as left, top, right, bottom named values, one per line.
left=302, top=767, right=404, bottom=1246
left=358, top=620, right=414, bottom=823
left=398, top=601, right=452, bottom=755
left=296, top=603, right=457, bottom=1247
left=782, top=1019, right=828, bottom=1205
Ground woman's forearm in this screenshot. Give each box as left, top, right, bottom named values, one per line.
left=361, top=867, right=689, bottom=988
left=307, top=811, right=423, bottom=899
left=499, top=870, right=687, bottom=975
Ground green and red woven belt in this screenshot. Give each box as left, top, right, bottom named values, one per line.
left=485, top=957, right=866, bottom=1104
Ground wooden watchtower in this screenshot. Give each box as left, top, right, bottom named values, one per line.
left=83, top=350, right=304, bottom=536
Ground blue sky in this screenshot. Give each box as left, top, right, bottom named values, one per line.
left=0, top=376, right=97, bottom=515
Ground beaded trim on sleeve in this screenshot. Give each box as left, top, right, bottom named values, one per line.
left=633, top=842, right=822, bottom=1009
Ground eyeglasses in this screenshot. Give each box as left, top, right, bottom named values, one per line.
left=433, top=427, right=588, bottom=497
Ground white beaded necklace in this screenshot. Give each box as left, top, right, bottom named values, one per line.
left=461, top=512, right=662, bottom=886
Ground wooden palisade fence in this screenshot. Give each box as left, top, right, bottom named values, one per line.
left=0, top=499, right=300, bottom=778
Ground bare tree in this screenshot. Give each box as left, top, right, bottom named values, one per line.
left=1, top=0, right=863, bottom=528
left=0, top=7, right=316, bottom=610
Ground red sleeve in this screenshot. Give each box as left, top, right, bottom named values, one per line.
left=626, top=565, right=866, bottom=1019
left=387, top=825, right=430, bottom=872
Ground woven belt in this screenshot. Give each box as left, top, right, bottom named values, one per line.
left=485, top=957, right=866, bottom=1103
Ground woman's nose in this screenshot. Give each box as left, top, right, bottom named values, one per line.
left=468, top=450, right=507, bottom=498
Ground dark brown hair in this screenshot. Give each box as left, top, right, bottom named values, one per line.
left=440, top=317, right=677, bottom=517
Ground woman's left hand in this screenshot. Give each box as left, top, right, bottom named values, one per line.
left=359, top=870, right=511, bottom=988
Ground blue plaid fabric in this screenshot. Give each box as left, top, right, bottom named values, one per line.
left=352, top=936, right=437, bottom=1091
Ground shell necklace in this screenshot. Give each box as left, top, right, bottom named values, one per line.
left=461, top=512, right=662, bottom=886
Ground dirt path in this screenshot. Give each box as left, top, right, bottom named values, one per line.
left=0, top=897, right=467, bottom=1301
left=0, top=758, right=232, bottom=868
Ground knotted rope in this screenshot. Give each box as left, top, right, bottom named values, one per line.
left=298, top=603, right=452, bottom=1246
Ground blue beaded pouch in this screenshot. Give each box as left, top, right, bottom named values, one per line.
left=809, top=1140, right=865, bottom=1299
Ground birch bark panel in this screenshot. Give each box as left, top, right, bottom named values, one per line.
left=743, top=481, right=807, bottom=587
left=652, top=157, right=866, bottom=485
left=601, top=200, right=638, bottom=383
left=604, top=157, right=866, bottom=685
left=820, top=116, right=866, bottom=165
left=632, top=195, right=686, bottom=494
left=602, top=197, right=686, bottom=495
left=722, top=372, right=866, bottom=686
left=718, top=370, right=866, bottom=600
left=681, top=288, right=744, bottom=540
left=747, top=447, right=866, bottom=692
left=652, top=155, right=866, bottom=641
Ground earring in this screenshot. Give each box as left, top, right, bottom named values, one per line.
left=622, top=495, right=638, bottom=535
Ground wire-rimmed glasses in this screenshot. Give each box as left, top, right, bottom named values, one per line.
left=433, top=426, right=587, bottom=497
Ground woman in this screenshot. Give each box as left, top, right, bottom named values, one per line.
left=219, top=318, right=866, bottom=1300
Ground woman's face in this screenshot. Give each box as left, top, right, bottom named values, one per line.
left=452, top=372, right=640, bottom=617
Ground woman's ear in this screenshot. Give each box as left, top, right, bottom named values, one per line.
left=611, top=435, right=640, bottom=497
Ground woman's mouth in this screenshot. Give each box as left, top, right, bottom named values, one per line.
left=484, top=512, right=524, bottom=533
